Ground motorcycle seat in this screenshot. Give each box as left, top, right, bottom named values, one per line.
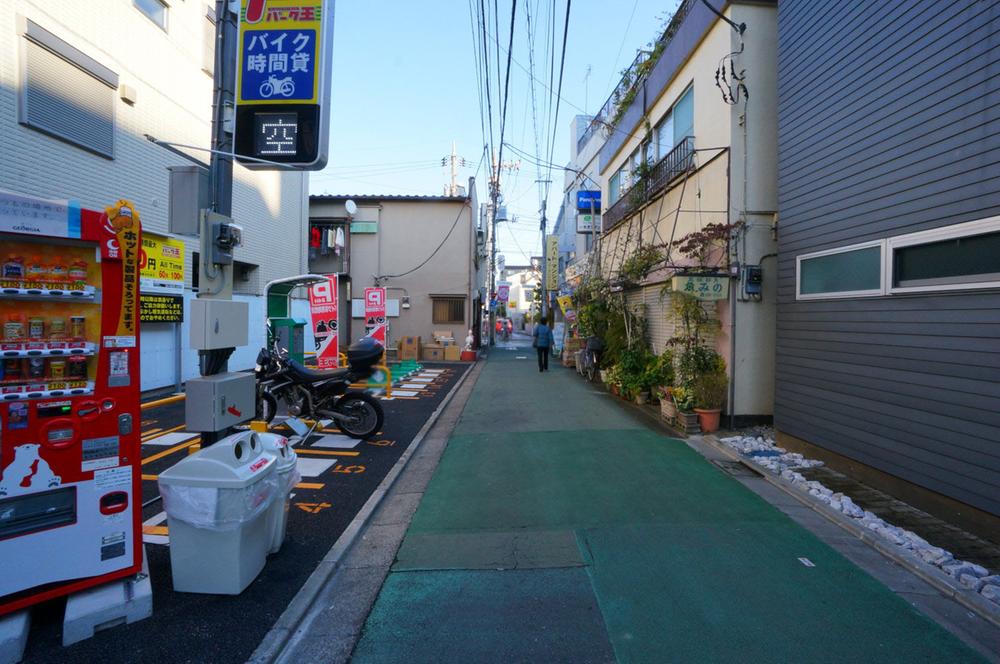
left=286, top=358, right=351, bottom=382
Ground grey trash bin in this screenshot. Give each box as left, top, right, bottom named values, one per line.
left=158, top=431, right=279, bottom=594
left=256, top=432, right=300, bottom=554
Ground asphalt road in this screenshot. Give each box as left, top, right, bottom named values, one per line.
left=21, top=362, right=468, bottom=664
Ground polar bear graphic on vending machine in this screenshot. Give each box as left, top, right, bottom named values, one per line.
left=0, top=444, right=61, bottom=497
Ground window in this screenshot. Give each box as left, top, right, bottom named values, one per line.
left=888, top=216, right=1000, bottom=293
left=796, top=241, right=884, bottom=300
left=18, top=18, right=117, bottom=158
left=609, top=170, right=622, bottom=205
left=432, top=297, right=465, bottom=324
left=656, top=115, right=673, bottom=158
left=672, top=87, right=694, bottom=145
left=135, top=0, right=168, bottom=30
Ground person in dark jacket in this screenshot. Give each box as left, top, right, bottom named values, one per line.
left=532, top=318, right=553, bottom=372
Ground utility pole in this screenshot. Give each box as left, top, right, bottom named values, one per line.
left=487, top=153, right=520, bottom=345
left=442, top=142, right=468, bottom=197
left=209, top=0, right=236, bottom=219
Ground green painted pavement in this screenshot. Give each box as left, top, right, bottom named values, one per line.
left=351, top=352, right=984, bottom=663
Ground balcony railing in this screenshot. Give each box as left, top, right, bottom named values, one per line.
left=602, top=136, right=695, bottom=232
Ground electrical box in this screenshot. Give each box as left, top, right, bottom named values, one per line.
left=168, top=166, right=209, bottom=236
left=210, top=221, right=243, bottom=265
left=184, top=372, right=255, bottom=432
left=190, top=299, right=249, bottom=350
left=744, top=265, right=763, bottom=296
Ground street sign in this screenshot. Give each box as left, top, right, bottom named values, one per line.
left=234, top=0, right=334, bottom=169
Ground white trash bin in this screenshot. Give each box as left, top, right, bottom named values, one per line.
left=157, top=431, right=279, bottom=594
left=256, top=432, right=300, bottom=554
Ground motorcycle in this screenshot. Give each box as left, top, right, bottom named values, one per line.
left=254, top=336, right=385, bottom=439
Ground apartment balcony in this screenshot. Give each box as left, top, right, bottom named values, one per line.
left=602, top=136, right=695, bottom=232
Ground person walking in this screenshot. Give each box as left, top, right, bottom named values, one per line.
left=532, top=317, right=553, bottom=372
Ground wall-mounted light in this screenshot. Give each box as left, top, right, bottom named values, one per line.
left=401, top=295, right=411, bottom=309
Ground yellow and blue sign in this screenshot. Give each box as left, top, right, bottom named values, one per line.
left=234, top=0, right=333, bottom=169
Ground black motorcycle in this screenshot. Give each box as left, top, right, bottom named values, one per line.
left=254, top=337, right=385, bottom=439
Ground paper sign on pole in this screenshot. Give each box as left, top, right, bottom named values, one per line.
left=309, top=275, right=339, bottom=367
left=556, top=295, right=577, bottom=323
left=363, top=287, right=387, bottom=346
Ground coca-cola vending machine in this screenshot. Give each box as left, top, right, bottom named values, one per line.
left=0, top=192, right=143, bottom=615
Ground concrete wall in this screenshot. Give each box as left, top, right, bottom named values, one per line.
left=1, top=0, right=309, bottom=391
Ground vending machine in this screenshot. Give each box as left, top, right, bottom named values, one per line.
left=0, top=192, right=143, bottom=615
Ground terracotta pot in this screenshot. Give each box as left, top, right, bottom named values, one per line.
left=610, top=384, right=620, bottom=396
left=694, top=408, right=722, bottom=433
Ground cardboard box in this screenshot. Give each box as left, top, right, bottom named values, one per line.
left=444, top=345, right=461, bottom=361
left=398, top=335, right=421, bottom=360
left=422, top=344, right=444, bottom=361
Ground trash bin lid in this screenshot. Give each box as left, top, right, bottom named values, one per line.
left=255, top=432, right=298, bottom=472
left=158, top=431, right=277, bottom=488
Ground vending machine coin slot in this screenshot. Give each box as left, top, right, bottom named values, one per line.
left=40, top=418, right=79, bottom=450
left=118, top=413, right=132, bottom=435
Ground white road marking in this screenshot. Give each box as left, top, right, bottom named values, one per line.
left=296, top=458, right=336, bottom=477
left=310, top=434, right=361, bottom=450
left=143, top=432, right=198, bottom=446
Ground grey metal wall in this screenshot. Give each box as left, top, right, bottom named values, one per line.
left=776, top=0, right=1000, bottom=516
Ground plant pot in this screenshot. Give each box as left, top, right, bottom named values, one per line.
left=694, top=408, right=722, bottom=433
left=676, top=410, right=701, bottom=435
left=610, top=384, right=620, bottom=396
left=599, top=370, right=609, bottom=383
left=660, top=398, right=677, bottom=421
left=635, top=392, right=648, bottom=405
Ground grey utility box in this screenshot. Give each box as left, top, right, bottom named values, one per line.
left=189, top=299, right=249, bottom=350
left=185, top=372, right=255, bottom=432
left=167, top=165, right=209, bottom=236
left=158, top=432, right=279, bottom=594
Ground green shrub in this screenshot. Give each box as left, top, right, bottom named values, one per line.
left=693, top=371, right=728, bottom=410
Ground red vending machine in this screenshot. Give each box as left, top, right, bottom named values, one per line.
left=0, top=193, right=143, bottom=615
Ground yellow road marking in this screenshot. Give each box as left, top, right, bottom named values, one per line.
left=142, top=437, right=201, bottom=465
left=295, top=482, right=324, bottom=490
left=142, top=423, right=186, bottom=441
left=141, top=393, right=185, bottom=411
left=142, top=427, right=163, bottom=438
left=295, top=449, right=360, bottom=457
left=141, top=474, right=158, bottom=481
left=142, top=525, right=169, bottom=535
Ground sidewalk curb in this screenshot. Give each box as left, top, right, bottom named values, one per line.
left=697, top=434, right=1000, bottom=631
left=248, top=362, right=478, bottom=664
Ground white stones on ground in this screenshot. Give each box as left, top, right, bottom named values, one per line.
left=723, top=429, right=999, bottom=593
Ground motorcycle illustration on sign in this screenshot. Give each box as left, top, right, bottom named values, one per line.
left=260, top=75, right=296, bottom=98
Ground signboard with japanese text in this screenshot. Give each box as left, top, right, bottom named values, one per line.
left=556, top=295, right=577, bottom=323
left=671, top=274, right=730, bottom=301
left=234, top=0, right=334, bottom=169
left=140, top=294, right=184, bottom=323
left=0, top=188, right=79, bottom=239
left=576, top=212, right=600, bottom=233
left=105, top=200, right=141, bottom=337
left=308, top=274, right=339, bottom=368
left=545, top=235, right=558, bottom=291
left=363, top=287, right=387, bottom=346
left=139, top=232, right=185, bottom=294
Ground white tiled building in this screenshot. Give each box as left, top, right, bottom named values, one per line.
left=0, top=1, right=309, bottom=391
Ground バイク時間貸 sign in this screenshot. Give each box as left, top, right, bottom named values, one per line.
left=233, top=0, right=334, bottom=169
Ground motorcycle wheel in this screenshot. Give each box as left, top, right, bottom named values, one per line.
left=257, top=391, right=278, bottom=424
left=586, top=355, right=597, bottom=383
left=331, top=392, right=384, bottom=439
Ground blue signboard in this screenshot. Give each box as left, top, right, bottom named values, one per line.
left=576, top=190, right=601, bottom=212
left=241, top=29, right=316, bottom=102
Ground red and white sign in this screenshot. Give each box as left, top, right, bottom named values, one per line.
left=308, top=275, right=339, bottom=368
left=496, top=281, right=511, bottom=303
left=364, top=287, right=387, bottom=346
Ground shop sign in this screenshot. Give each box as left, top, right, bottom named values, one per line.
left=671, top=274, right=730, bottom=301
left=556, top=295, right=576, bottom=323
left=576, top=212, right=600, bottom=233
left=545, top=235, right=558, bottom=291
left=308, top=274, right=339, bottom=368
left=576, top=190, right=601, bottom=212
left=0, top=189, right=80, bottom=239
left=496, top=281, right=511, bottom=303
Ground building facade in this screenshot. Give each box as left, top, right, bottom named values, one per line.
left=776, top=0, right=1000, bottom=526
left=596, top=0, right=778, bottom=421
left=554, top=114, right=602, bottom=297
left=0, top=1, right=309, bottom=391
left=502, top=264, right=540, bottom=330
left=309, top=187, right=484, bottom=351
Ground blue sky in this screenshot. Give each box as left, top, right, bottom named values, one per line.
left=310, top=0, right=680, bottom=264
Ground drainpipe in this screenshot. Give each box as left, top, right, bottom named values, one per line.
left=727, top=149, right=737, bottom=431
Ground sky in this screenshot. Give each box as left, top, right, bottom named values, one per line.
left=310, top=0, right=681, bottom=266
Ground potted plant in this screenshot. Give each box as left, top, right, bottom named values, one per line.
left=668, top=385, right=701, bottom=434
left=658, top=386, right=676, bottom=420
left=692, top=371, right=728, bottom=433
